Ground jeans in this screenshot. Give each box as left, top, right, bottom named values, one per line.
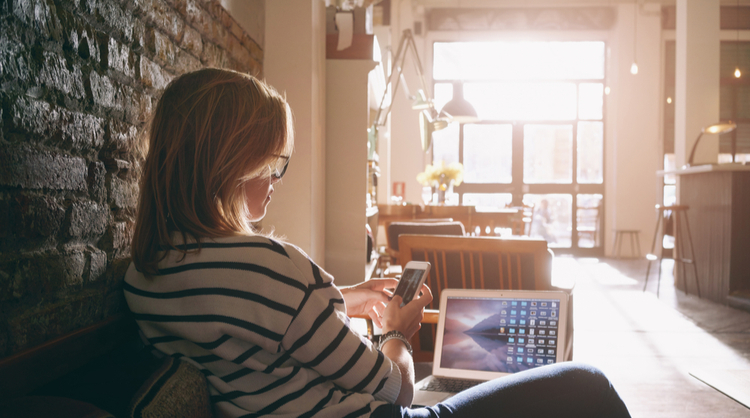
left=372, top=362, right=631, bottom=418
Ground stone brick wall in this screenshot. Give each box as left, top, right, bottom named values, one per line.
left=0, top=0, right=263, bottom=358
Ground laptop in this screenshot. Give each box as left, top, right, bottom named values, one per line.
left=412, top=288, right=570, bottom=407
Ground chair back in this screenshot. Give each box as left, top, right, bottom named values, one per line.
left=387, top=221, right=465, bottom=252
left=398, top=234, right=553, bottom=309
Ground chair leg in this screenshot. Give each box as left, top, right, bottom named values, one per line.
left=644, top=214, right=663, bottom=293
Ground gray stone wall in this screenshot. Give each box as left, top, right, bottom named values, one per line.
left=0, top=0, right=263, bottom=358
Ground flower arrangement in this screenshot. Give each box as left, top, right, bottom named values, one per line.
left=416, top=161, right=464, bottom=187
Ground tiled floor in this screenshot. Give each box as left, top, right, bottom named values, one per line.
left=563, top=256, right=750, bottom=417
left=414, top=256, right=750, bottom=416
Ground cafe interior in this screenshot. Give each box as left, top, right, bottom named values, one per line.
left=0, top=0, right=749, bottom=416
left=262, top=1, right=750, bottom=416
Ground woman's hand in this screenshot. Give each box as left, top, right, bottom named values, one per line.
left=381, top=283, right=433, bottom=339
left=340, top=278, right=399, bottom=328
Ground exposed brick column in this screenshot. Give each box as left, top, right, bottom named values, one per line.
left=0, top=0, right=263, bottom=357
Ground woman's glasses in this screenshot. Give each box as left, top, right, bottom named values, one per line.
left=271, top=155, right=290, bottom=180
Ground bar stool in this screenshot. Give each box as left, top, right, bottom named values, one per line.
left=612, top=229, right=641, bottom=258
left=644, top=204, right=701, bottom=298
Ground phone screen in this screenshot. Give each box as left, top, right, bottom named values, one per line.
left=393, top=268, right=425, bottom=305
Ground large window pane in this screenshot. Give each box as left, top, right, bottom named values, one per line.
left=577, top=121, right=603, bottom=184
left=524, top=125, right=573, bottom=184
left=432, top=123, right=460, bottom=166
left=578, top=83, right=603, bottom=120
left=465, top=82, right=577, bottom=121
left=463, top=124, right=513, bottom=183
left=523, top=194, right=572, bottom=248
left=433, top=41, right=605, bottom=81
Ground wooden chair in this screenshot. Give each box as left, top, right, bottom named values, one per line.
left=397, top=234, right=573, bottom=362
left=384, top=220, right=464, bottom=264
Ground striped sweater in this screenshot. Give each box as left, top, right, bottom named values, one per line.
left=124, top=235, right=401, bottom=418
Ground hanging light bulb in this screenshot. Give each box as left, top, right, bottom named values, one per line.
left=631, top=62, right=639, bottom=75
left=735, top=0, right=741, bottom=78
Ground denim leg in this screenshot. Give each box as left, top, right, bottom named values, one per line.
left=372, top=362, right=631, bottom=418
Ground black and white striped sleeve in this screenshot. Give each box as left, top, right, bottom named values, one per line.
left=281, top=245, right=402, bottom=404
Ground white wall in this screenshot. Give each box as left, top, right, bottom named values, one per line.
left=264, top=0, right=327, bottom=263
left=325, top=60, right=377, bottom=285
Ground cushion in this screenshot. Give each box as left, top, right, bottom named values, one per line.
left=129, top=357, right=213, bottom=418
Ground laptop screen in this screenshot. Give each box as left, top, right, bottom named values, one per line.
left=437, top=292, right=565, bottom=375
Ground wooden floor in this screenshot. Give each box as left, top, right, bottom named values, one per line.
left=414, top=256, right=750, bottom=416
left=560, top=257, right=750, bottom=418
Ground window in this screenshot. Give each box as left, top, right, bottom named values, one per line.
left=431, top=41, right=606, bottom=252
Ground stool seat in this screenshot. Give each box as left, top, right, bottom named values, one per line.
left=644, top=204, right=700, bottom=298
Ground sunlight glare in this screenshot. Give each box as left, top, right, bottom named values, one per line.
left=433, top=41, right=605, bottom=81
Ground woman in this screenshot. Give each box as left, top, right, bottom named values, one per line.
left=125, top=68, right=630, bottom=418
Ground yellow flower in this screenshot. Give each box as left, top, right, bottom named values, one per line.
left=416, top=161, right=464, bottom=187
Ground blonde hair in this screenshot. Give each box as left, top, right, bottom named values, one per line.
left=132, top=68, right=294, bottom=275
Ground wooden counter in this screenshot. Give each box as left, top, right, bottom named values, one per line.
left=665, top=164, right=750, bottom=305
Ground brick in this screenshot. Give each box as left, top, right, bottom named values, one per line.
left=180, top=24, right=202, bottom=58
left=83, top=0, right=136, bottom=44
left=104, top=220, right=132, bottom=258
left=104, top=118, right=138, bottom=153
left=108, top=175, right=138, bottom=210
left=38, top=52, right=87, bottom=99
left=134, top=0, right=185, bottom=43
left=9, top=97, right=61, bottom=141
left=88, top=161, right=107, bottom=203
left=0, top=145, right=88, bottom=191
left=123, top=83, right=147, bottom=125
left=139, top=92, right=155, bottom=124
left=87, top=247, right=107, bottom=282
left=0, top=27, right=32, bottom=82
left=12, top=194, right=67, bottom=238
left=9, top=97, right=104, bottom=153
left=6, top=289, right=104, bottom=354
left=139, top=55, right=173, bottom=90
left=67, top=200, right=108, bottom=238
left=201, top=40, right=228, bottom=68
left=185, top=0, right=226, bottom=45
left=174, top=48, right=202, bottom=75
left=107, top=37, right=136, bottom=78
left=89, top=72, right=122, bottom=111
left=63, top=111, right=106, bottom=153
left=13, top=0, right=63, bottom=41
left=241, top=33, right=263, bottom=63
left=9, top=249, right=87, bottom=301
left=153, top=29, right=177, bottom=69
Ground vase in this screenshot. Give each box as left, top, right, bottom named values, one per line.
left=435, top=175, right=453, bottom=205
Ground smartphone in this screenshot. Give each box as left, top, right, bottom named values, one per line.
left=392, top=261, right=431, bottom=307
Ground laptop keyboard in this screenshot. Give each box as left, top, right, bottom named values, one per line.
left=421, top=377, right=484, bottom=393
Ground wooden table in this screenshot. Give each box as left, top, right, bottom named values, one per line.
left=377, top=204, right=521, bottom=237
